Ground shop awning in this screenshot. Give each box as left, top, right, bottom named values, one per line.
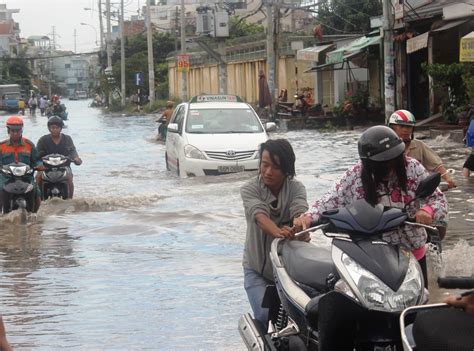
left=326, top=35, right=381, bottom=64
left=406, top=32, right=429, bottom=54
left=296, top=44, right=334, bottom=62
left=432, top=19, right=469, bottom=33
left=460, top=31, right=474, bottom=62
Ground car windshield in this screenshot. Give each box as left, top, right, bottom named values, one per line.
left=185, top=108, right=263, bottom=134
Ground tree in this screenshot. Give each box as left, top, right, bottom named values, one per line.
left=228, top=17, right=264, bottom=39
left=108, top=32, right=175, bottom=97
left=315, top=0, right=382, bottom=35
left=0, top=56, right=32, bottom=91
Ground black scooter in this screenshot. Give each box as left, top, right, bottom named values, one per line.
left=1, top=162, right=36, bottom=213
left=239, top=173, right=441, bottom=351
left=400, top=276, right=474, bottom=350
left=41, top=154, right=71, bottom=200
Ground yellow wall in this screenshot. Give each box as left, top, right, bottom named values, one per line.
left=168, top=57, right=315, bottom=104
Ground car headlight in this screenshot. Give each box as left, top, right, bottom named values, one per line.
left=252, top=150, right=260, bottom=159
left=11, top=165, right=27, bottom=177
left=184, top=144, right=206, bottom=159
left=342, top=253, right=423, bottom=312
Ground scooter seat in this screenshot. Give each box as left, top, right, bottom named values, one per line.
left=281, top=241, right=336, bottom=292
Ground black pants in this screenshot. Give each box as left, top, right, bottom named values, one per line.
left=418, top=256, right=428, bottom=289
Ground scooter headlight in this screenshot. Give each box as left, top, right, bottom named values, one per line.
left=10, top=165, right=27, bottom=176
left=184, top=144, right=206, bottom=160
left=342, top=253, right=423, bottom=312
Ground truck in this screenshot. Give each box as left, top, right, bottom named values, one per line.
left=0, top=84, right=21, bottom=112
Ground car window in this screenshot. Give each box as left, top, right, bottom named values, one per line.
left=170, top=105, right=183, bottom=124
left=185, top=108, right=263, bottom=134
left=171, top=106, right=186, bottom=133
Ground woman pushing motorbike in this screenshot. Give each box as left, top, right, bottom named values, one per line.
left=294, top=125, right=448, bottom=288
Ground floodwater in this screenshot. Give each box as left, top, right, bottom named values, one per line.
left=0, top=101, right=472, bottom=350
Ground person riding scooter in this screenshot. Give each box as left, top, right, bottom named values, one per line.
left=0, top=115, right=42, bottom=212
left=295, top=126, right=448, bottom=288
left=388, top=109, right=456, bottom=189
left=36, top=116, right=82, bottom=199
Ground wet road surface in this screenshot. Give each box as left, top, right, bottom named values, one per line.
left=0, top=101, right=472, bottom=349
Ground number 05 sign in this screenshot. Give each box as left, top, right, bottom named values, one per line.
left=177, top=54, right=190, bottom=72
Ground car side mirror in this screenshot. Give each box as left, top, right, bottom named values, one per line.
left=168, top=123, right=179, bottom=133
left=265, top=122, right=277, bottom=132
left=415, top=173, right=441, bottom=199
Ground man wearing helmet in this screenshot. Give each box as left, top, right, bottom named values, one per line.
left=0, top=116, right=43, bottom=212
left=36, top=116, right=82, bottom=199
left=388, top=109, right=456, bottom=189
left=295, top=126, right=448, bottom=287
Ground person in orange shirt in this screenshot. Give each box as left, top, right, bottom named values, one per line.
left=0, top=116, right=42, bottom=212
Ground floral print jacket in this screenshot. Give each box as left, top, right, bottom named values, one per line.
left=307, top=157, right=448, bottom=250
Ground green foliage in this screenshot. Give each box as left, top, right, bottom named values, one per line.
left=422, top=63, right=474, bottom=123
left=333, top=85, right=369, bottom=119
left=228, top=17, right=264, bottom=39
left=0, top=56, right=32, bottom=91
left=316, top=0, right=382, bottom=34
left=107, top=32, right=175, bottom=98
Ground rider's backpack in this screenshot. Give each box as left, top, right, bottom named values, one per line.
left=466, top=119, right=474, bottom=147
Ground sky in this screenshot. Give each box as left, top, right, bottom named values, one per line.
left=2, top=0, right=143, bottom=53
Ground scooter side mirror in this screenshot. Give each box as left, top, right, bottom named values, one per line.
left=415, top=173, right=441, bottom=199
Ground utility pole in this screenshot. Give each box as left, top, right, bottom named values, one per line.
left=98, top=0, right=105, bottom=50
left=180, top=0, right=187, bottom=101
left=383, top=0, right=395, bottom=122
left=120, top=0, right=126, bottom=106
left=74, top=29, right=77, bottom=53
left=146, top=0, right=156, bottom=103
left=265, top=0, right=277, bottom=115
left=217, top=1, right=227, bottom=94
left=106, top=0, right=113, bottom=103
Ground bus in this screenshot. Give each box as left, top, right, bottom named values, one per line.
left=0, top=84, right=21, bottom=112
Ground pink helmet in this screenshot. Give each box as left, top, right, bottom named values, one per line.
left=388, top=109, right=416, bottom=126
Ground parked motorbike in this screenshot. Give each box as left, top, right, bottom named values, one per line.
left=41, top=154, right=71, bottom=200
left=238, top=173, right=441, bottom=351
left=277, top=92, right=324, bottom=120
left=400, top=276, right=474, bottom=350
left=1, top=162, right=36, bottom=214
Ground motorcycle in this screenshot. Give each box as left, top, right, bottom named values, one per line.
left=400, top=276, right=474, bottom=350
left=238, top=173, right=441, bottom=351
left=41, top=154, right=72, bottom=200
left=1, top=162, right=36, bottom=214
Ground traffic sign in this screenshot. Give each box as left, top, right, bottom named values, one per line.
left=135, top=72, right=144, bottom=86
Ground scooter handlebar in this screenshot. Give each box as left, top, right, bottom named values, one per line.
left=437, top=276, right=474, bottom=289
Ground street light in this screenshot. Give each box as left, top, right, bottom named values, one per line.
left=80, top=22, right=99, bottom=46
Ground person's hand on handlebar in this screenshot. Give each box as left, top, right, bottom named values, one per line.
left=293, top=213, right=312, bottom=230
left=443, top=291, right=474, bottom=315
left=415, top=209, right=433, bottom=225
left=273, top=225, right=295, bottom=240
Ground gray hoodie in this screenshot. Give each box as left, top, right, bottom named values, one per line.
left=241, top=176, right=308, bottom=281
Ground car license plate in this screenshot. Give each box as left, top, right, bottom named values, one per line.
left=217, top=165, right=245, bottom=173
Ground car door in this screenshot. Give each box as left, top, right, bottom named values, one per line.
left=165, top=104, right=186, bottom=169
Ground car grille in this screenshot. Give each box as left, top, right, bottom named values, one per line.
left=204, top=150, right=256, bottom=161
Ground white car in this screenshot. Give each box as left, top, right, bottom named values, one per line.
left=165, top=95, right=276, bottom=177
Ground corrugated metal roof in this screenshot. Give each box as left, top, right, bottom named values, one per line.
left=404, top=0, right=455, bottom=22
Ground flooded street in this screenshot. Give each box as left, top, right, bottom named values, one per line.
left=0, top=101, right=473, bottom=350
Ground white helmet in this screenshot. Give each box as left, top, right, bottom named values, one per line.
left=388, top=109, right=416, bottom=126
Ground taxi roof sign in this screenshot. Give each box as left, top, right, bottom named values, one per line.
left=190, top=95, right=244, bottom=103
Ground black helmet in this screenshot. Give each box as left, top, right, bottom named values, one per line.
left=47, top=116, right=64, bottom=128
left=358, top=126, right=405, bottom=162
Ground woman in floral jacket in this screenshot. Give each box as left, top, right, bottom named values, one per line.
left=295, top=126, right=448, bottom=287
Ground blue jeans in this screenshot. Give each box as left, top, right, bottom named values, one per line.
left=244, top=267, right=272, bottom=327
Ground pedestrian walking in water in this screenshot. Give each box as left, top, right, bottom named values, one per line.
left=29, top=95, right=38, bottom=115
left=39, top=96, right=48, bottom=116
